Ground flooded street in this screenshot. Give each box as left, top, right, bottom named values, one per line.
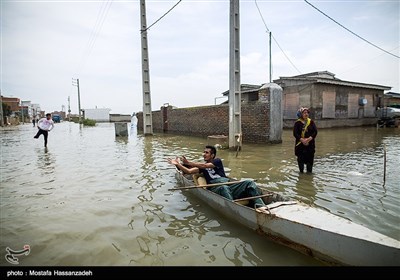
left=1, top=122, right=399, bottom=266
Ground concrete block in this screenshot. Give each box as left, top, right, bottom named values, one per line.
left=115, top=122, right=128, bottom=137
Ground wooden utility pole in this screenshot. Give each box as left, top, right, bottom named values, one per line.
left=140, top=0, right=153, bottom=135
left=228, top=0, right=241, bottom=150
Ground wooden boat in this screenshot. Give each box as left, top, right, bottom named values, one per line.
left=174, top=170, right=400, bottom=266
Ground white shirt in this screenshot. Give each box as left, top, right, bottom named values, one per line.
left=38, top=117, right=55, bottom=131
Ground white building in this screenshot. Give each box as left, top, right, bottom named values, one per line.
left=21, top=100, right=32, bottom=120
left=83, top=108, right=111, bottom=122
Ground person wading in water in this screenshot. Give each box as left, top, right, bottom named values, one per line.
left=293, top=107, right=318, bottom=173
left=34, top=113, right=55, bottom=148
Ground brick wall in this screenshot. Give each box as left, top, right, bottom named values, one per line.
left=137, top=102, right=272, bottom=143
left=242, top=102, right=270, bottom=143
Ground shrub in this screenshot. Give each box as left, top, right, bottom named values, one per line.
left=82, top=118, right=96, bottom=126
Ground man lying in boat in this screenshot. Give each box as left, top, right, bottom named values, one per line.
left=167, top=145, right=269, bottom=214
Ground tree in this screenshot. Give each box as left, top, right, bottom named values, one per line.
left=1, top=102, right=11, bottom=116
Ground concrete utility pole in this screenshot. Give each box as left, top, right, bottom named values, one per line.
left=140, top=0, right=153, bottom=135
left=68, top=96, right=71, bottom=121
left=0, top=91, right=4, bottom=127
left=228, top=0, right=241, bottom=150
left=72, top=78, right=82, bottom=123
left=269, top=31, right=272, bottom=83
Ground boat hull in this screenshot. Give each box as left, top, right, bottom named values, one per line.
left=175, top=171, right=400, bottom=266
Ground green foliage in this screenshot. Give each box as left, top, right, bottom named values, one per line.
left=70, top=116, right=80, bottom=123
left=70, top=117, right=96, bottom=126
left=82, top=118, right=96, bottom=126
left=1, top=102, right=12, bottom=116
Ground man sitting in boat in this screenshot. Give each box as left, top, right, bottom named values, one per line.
left=167, top=145, right=269, bottom=214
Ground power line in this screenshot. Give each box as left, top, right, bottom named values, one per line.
left=254, top=0, right=269, bottom=32
left=254, top=0, right=302, bottom=74
left=304, top=0, right=399, bottom=59
left=272, top=35, right=302, bottom=74
left=338, top=46, right=400, bottom=76
left=141, top=0, right=182, bottom=33
left=75, top=0, right=114, bottom=76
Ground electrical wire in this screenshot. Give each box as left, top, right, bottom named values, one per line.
left=304, top=0, right=399, bottom=59
left=74, top=0, right=114, bottom=76
left=338, top=46, right=400, bottom=75
left=272, top=36, right=302, bottom=74
left=254, top=0, right=302, bottom=74
left=254, top=0, right=270, bottom=32
left=141, top=0, right=182, bottom=33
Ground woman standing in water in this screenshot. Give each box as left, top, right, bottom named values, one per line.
left=293, top=107, right=318, bottom=173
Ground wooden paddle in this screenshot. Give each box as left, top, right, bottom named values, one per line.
left=169, top=180, right=248, bottom=191
left=233, top=193, right=273, bottom=202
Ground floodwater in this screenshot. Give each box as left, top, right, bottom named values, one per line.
left=0, top=122, right=399, bottom=266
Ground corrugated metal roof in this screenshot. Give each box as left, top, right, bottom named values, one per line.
left=221, top=84, right=261, bottom=96
left=313, top=78, right=391, bottom=90
left=275, top=74, right=391, bottom=91
left=219, top=72, right=392, bottom=97
left=385, top=92, right=400, bottom=98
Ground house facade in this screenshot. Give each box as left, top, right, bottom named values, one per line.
left=383, top=92, right=400, bottom=107
left=137, top=71, right=392, bottom=144
left=273, top=71, right=391, bottom=128
left=220, top=72, right=391, bottom=128
left=1, top=96, right=20, bottom=112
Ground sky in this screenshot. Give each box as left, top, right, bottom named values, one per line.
left=1, top=0, right=399, bottom=115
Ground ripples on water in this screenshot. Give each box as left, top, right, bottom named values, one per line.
left=0, top=123, right=399, bottom=266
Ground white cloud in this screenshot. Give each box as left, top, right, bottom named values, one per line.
left=1, top=1, right=399, bottom=114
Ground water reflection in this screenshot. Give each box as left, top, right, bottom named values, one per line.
left=0, top=123, right=399, bottom=266
left=292, top=173, right=318, bottom=205
left=115, top=136, right=129, bottom=145
left=36, top=147, right=55, bottom=175
left=170, top=191, right=323, bottom=266
left=128, top=134, right=168, bottom=265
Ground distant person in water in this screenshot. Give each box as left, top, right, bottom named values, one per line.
left=293, top=107, right=318, bottom=173
left=32, top=118, right=36, bottom=127
left=34, top=113, right=54, bottom=147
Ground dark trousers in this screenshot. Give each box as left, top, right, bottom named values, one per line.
left=34, top=129, right=49, bottom=147
left=297, top=153, right=314, bottom=173
left=208, top=177, right=265, bottom=208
